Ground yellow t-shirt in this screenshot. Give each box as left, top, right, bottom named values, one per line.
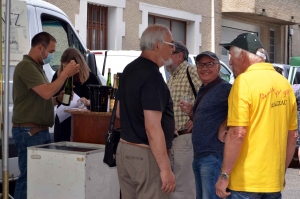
left=227, top=62, right=297, bottom=192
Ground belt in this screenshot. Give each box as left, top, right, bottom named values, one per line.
left=178, top=129, right=192, bottom=135
left=119, top=138, right=149, bottom=149
left=13, top=123, right=49, bottom=136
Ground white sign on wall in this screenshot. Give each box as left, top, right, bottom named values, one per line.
left=2, top=0, right=29, bottom=65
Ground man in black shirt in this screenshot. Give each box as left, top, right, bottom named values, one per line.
left=116, top=24, right=176, bottom=199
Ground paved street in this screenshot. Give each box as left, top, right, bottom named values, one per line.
left=282, top=167, right=300, bottom=199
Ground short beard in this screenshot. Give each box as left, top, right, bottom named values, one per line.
left=165, top=59, right=176, bottom=75
left=164, top=58, right=172, bottom=66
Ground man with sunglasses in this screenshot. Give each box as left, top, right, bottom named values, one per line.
left=166, top=41, right=201, bottom=199
left=180, top=51, right=232, bottom=199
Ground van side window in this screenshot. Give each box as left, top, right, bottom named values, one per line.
left=41, top=15, right=85, bottom=71
left=220, top=64, right=231, bottom=82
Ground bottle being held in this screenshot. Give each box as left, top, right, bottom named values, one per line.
left=62, top=76, right=73, bottom=106
left=110, top=74, right=119, bottom=111
left=106, top=68, right=111, bottom=86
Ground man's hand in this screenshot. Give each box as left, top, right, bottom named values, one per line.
left=62, top=60, right=79, bottom=77
left=215, top=177, right=231, bottom=198
left=184, top=120, right=193, bottom=132
left=179, top=100, right=193, bottom=115
left=160, top=169, right=176, bottom=193
left=218, top=130, right=227, bottom=143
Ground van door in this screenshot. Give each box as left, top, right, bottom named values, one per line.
left=34, top=7, right=86, bottom=80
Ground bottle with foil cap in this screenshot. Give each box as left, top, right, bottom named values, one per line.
left=110, top=74, right=119, bottom=111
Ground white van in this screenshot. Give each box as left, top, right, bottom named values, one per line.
left=2, top=0, right=100, bottom=188
left=92, top=50, right=234, bottom=85
left=272, top=63, right=300, bottom=84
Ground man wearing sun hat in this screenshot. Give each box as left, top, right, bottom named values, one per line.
left=215, top=33, right=298, bottom=198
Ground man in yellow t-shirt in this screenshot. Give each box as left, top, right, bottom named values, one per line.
left=215, top=33, right=298, bottom=199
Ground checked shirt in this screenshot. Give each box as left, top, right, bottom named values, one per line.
left=167, top=61, right=202, bottom=130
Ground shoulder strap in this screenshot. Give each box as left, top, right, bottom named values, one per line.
left=194, top=78, right=222, bottom=110
left=186, top=67, right=197, bottom=98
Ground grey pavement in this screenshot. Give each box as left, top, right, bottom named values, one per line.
left=282, top=167, right=300, bottom=199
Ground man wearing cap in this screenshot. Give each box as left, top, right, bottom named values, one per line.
left=179, top=51, right=231, bottom=199
left=216, top=33, right=298, bottom=198
left=166, top=41, right=201, bottom=199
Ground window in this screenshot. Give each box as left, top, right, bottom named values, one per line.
left=41, top=15, right=85, bottom=71
left=148, top=15, right=186, bottom=44
left=269, top=30, right=275, bottom=63
left=87, top=4, right=108, bottom=50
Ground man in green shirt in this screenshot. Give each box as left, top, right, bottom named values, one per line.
left=12, top=32, right=79, bottom=199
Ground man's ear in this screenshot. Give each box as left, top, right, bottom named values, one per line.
left=154, top=41, right=160, bottom=51
left=39, top=44, right=44, bottom=52
left=240, top=50, right=246, bottom=61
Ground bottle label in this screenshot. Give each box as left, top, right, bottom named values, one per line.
left=62, top=94, right=71, bottom=104
left=110, top=98, right=115, bottom=111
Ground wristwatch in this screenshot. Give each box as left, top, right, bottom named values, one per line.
left=220, top=172, right=230, bottom=180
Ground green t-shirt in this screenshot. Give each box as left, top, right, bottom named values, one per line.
left=12, top=55, right=54, bottom=126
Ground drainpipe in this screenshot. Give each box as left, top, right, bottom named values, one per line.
left=287, top=25, right=290, bottom=64
left=211, top=0, right=215, bottom=52
left=2, top=0, right=11, bottom=198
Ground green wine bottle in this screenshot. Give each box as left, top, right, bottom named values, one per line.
left=62, top=76, right=73, bottom=106
left=106, top=68, right=111, bottom=86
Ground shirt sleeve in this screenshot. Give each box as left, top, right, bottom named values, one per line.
left=20, top=62, right=47, bottom=89
left=228, top=76, right=251, bottom=126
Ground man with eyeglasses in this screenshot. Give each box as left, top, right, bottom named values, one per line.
left=165, top=41, right=201, bottom=199
left=116, top=24, right=176, bottom=199
left=179, top=51, right=232, bottom=199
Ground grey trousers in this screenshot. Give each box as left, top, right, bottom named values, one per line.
left=170, top=134, right=196, bottom=199
left=116, top=141, right=173, bottom=199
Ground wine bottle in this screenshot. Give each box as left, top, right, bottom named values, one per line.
left=106, top=68, right=111, bottom=86
left=62, top=76, right=73, bottom=106
left=110, top=74, right=118, bottom=111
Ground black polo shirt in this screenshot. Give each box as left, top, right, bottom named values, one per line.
left=119, top=56, right=174, bottom=149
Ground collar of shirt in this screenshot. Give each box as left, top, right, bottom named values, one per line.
left=24, top=55, right=43, bottom=68
left=171, top=60, right=190, bottom=77
left=199, top=76, right=222, bottom=90
left=245, top=62, right=275, bottom=73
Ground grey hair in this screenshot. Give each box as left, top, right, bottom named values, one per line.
left=232, top=46, right=265, bottom=62
left=140, top=24, right=171, bottom=51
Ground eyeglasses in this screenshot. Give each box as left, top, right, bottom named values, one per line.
left=162, top=41, right=175, bottom=48
left=196, top=62, right=219, bottom=68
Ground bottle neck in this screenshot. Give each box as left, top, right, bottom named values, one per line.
left=113, top=77, right=118, bottom=88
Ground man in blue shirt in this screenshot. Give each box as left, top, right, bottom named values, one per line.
left=180, top=51, right=231, bottom=199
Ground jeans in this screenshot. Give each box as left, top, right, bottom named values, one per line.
left=193, top=154, right=223, bottom=199
left=228, top=190, right=282, bottom=199
left=12, top=127, right=51, bottom=199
